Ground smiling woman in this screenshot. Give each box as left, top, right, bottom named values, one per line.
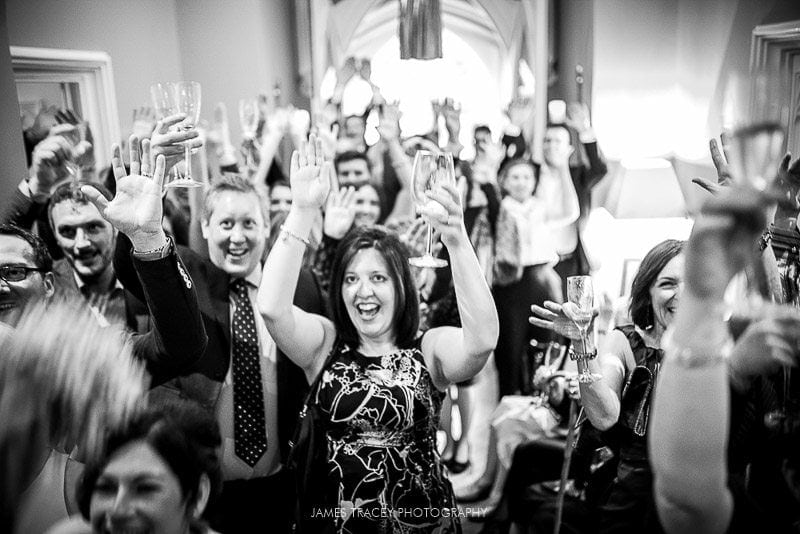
left=258, top=135, right=498, bottom=532
left=529, top=238, right=685, bottom=532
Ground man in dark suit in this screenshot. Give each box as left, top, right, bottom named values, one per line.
left=2, top=134, right=150, bottom=333
left=544, top=104, right=608, bottom=294
left=114, top=174, right=326, bottom=532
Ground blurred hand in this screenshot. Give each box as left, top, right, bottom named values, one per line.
left=358, top=57, right=372, bottom=82
left=506, top=96, right=535, bottom=130
left=377, top=101, right=402, bottom=142
left=684, top=186, right=770, bottom=300
left=82, top=135, right=167, bottom=249
left=728, top=309, right=800, bottom=391
left=28, top=135, right=74, bottom=197
left=339, top=57, right=358, bottom=85
left=289, top=134, right=332, bottom=209
left=150, top=113, right=203, bottom=173
left=441, top=98, right=461, bottom=137
left=693, top=134, right=733, bottom=194
left=132, top=106, right=157, bottom=140
left=323, top=185, right=356, bottom=239
left=565, top=102, right=591, bottom=134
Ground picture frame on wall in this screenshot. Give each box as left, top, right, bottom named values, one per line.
left=11, top=46, right=120, bottom=172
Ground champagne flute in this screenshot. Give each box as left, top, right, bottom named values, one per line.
left=722, top=72, right=786, bottom=328
left=567, top=275, right=601, bottom=384
left=168, top=81, right=202, bottom=188
left=150, top=82, right=181, bottom=184
left=238, top=98, right=259, bottom=171
left=409, top=150, right=454, bottom=268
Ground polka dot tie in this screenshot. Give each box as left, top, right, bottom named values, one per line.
left=230, top=279, right=268, bottom=467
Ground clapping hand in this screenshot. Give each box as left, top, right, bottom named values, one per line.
left=81, top=135, right=167, bottom=251
left=290, top=133, right=333, bottom=210
left=324, top=182, right=356, bottom=239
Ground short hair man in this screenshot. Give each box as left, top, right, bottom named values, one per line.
left=0, top=225, right=54, bottom=327
left=334, top=150, right=372, bottom=188
left=115, top=174, right=326, bottom=532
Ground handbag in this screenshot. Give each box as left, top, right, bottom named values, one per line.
left=287, top=339, right=342, bottom=533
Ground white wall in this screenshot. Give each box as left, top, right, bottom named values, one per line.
left=5, top=0, right=298, bottom=150
left=6, top=0, right=183, bottom=140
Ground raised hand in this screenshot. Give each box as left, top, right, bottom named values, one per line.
left=339, top=56, right=358, bottom=86
left=565, top=102, right=591, bottom=134
left=530, top=301, right=597, bottom=341
left=358, top=57, right=372, bottom=82
left=289, top=133, right=331, bottom=210
left=81, top=135, right=167, bottom=250
left=377, top=101, right=402, bottom=142
left=28, top=134, right=74, bottom=197
left=683, top=186, right=770, bottom=300
left=324, top=184, right=356, bottom=239
left=507, top=96, right=535, bottom=130
left=441, top=98, right=461, bottom=137
left=132, top=106, right=157, bottom=140
left=150, top=113, right=203, bottom=173
left=420, top=181, right=467, bottom=249
left=693, top=134, right=733, bottom=195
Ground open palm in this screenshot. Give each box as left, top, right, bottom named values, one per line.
left=82, top=136, right=166, bottom=239
left=290, top=133, right=332, bottom=209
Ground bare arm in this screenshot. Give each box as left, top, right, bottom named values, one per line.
left=420, top=182, right=499, bottom=388
left=650, top=297, right=732, bottom=534
left=258, top=135, right=335, bottom=377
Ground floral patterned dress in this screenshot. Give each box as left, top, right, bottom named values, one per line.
left=314, top=339, right=461, bottom=533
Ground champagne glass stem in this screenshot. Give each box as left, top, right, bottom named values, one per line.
left=425, top=222, right=434, bottom=257
left=184, top=142, right=193, bottom=180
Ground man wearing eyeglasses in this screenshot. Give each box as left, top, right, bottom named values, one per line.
left=0, top=224, right=55, bottom=327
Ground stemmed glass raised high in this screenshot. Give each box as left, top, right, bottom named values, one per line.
left=169, top=81, right=202, bottom=188
left=409, top=150, right=455, bottom=268
left=567, top=275, right=602, bottom=384
left=239, top=98, right=259, bottom=171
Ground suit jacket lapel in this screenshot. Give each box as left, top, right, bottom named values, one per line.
left=207, top=262, right=232, bottom=347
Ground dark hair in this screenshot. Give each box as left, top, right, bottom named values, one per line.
left=329, top=226, right=419, bottom=349
left=334, top=150, right=372, bottom=175
left=498, top=157, right=539, bottom=197
left=473, top=124, right=491, bottom=136
left=629, top=239, right=684, bottom=330
left=47, top=181, right=113, bottom=232
left=202, top=174, right=264, bottom=222
left=545, top=122, right=573, bottom=140
left=0, top=224, right=53, bottom=272
left=77, top=400, right=222, bottom=520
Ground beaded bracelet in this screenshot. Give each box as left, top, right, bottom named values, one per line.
left=568, top=346, right=598, bottom=361
left=280, top=224, right=310, bottom=246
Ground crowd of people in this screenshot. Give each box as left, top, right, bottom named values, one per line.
left=1, top=52, right=799, bottom=534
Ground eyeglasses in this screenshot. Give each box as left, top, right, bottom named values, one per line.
left=0, top=265, right=47, bottom=283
